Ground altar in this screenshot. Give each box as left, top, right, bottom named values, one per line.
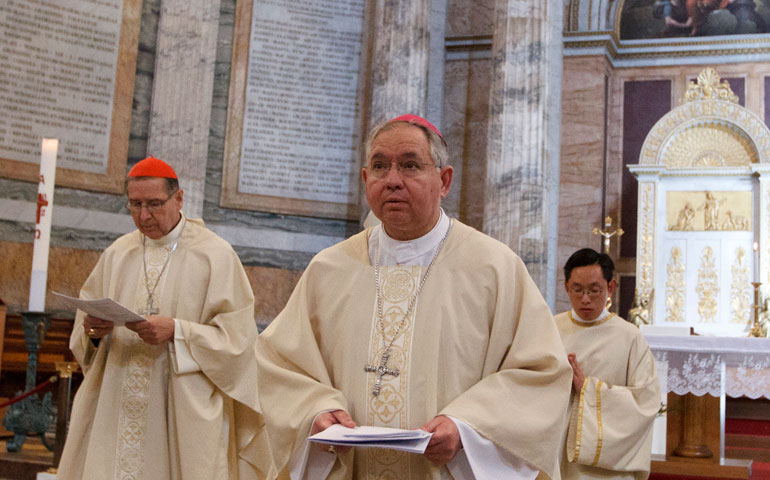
left=627, top=68, right=770, bottom=478
left=649, top=336, right=769, bottom=402
left=645, top=335, right=769, bottom=478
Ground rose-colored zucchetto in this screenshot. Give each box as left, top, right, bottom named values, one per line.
left=388, top=114, right=446, bottom=146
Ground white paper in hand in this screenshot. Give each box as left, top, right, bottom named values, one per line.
left=53, top=292, right=145, bottom=326
left=308, top=425, right=433, bottom=453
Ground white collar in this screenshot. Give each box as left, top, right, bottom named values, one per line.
left=370, top=210, right=450, bottom=267
left=146, top=212, right=186, bottom=248
left=570, top=308, right=611, bottom=325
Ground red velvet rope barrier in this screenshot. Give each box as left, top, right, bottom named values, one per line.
left=0, top=376, right=58, bottom=409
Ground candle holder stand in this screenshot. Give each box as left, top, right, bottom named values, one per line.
left=3, top=311, right=54, bottom=452
left=749, top=282, right=768, bottom=338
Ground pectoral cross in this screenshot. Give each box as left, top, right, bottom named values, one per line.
left=139, top=296, right=159, bottom=316
left=364, top=351, right=400, bottom=397
left=593, top=215, right=624, bottom=254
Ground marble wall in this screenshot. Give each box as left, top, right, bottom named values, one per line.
left=0, top=0, right=353, bottom=318
left=0, top=240, right=301, bottom=329
left=556, top=55, right=609, bottom=313
left=0, top=0, right=497, bottom=318
left=14, top=0, right=770, bottom=326
left=1, top=0, right=521, bottom=320
left=442, top=0, right=495, bottom=229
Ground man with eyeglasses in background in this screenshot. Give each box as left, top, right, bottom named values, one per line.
left=58, top=156, right=271, bottom=480
left=555, top=248, right=660, bottom=479
left=257, top=114, right=572, bottom=479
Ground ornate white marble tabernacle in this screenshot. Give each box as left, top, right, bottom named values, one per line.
left=629, top=68, right=770, bottom=337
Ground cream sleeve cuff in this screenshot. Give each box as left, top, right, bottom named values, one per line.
left=168, top=318, right=200, bottom=374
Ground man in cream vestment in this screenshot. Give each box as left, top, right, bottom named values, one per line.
left=555, top=248, right=660, bottom=479
left=58, top=157, right=270, bottom=480
left=256, top=115, right=572, bottom=479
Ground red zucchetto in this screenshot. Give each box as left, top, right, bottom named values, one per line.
left=388, top=114, right=446, bottom=146
left=127, top=156, right=177, bottom=179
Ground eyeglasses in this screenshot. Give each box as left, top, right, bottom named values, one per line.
left=126, top=190, right=178, bottom=213
left=568, top=285, right=606, bottom=299
left=365, top=160, right=440, bottom=179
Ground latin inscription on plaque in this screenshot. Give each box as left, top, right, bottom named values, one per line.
left=239, top=0, right=365, bottom=204
left=0, top=0, right=122, bottom=173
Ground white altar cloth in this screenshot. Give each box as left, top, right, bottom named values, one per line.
left=645, top=336, right=770, bottom=399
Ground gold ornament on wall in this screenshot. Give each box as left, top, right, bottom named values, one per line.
left=638, top=184, right=656, bottom=298
left=637, top=68, right=770, bottom=168
left=661, top=121, right=756, bottom=168
left=665, top=246, right=686, bottom=323
left=682, top=68, right=739, bottom=104
left=696, top=246, right=719, bottom=323
left=730, top=247, right=751, bottom=325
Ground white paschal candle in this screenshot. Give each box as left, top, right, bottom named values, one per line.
left=28, top=138, right=59, bottom=312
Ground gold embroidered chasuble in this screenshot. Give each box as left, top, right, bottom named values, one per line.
left=58, top=217, right=271, bottom=480
left=256, top=220, right=572, bottom=480
left=364, top=264, right=423, bottom=477
left=554, top=312, right=660, bottom=480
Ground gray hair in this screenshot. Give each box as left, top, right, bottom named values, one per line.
left=364, top=119, right=449, bottom=168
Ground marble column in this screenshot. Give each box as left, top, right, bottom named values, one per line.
left=147, top=0, right=221, bottom=218
left=483, top=0, right=563, bottom=304
left=369, top=0, right=432, bottom=124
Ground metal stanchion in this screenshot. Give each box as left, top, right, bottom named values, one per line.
left=52, top=362, right=78, bottom=468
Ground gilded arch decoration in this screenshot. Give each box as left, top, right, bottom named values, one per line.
left=629, top=68, right=770, bottom=336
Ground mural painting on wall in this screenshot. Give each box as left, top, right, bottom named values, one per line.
left=620, top=0, right=770, bottom=38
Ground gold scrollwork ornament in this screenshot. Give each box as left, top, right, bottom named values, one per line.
left=682, top=68, right=739, bottom=104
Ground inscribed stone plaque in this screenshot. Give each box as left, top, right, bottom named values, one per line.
left=0, top=0, right=141, bottom=193
left=222, top=0, right=366, bottom=219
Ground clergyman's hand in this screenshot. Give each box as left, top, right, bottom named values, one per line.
left=420, top=415, right=462, bottom=465
left=83, top=314, right=114, bottom=339
left=125, top=315, right=175, bottom=345
left=311, top=409, right=356, bottom=454
left=568, top=353, right=586, bottom=392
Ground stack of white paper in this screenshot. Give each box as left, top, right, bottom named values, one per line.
left=308, top=425, right=433, bottom=453
left=53, top=292, right=144, bottom=325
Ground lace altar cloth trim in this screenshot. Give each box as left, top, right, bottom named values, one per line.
left=645, top=336, right=770, bottom=399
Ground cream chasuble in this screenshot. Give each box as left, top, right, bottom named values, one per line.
left=59, top=215, right=271, bottom=480
left=554, top=310, right=660, bottom=480
left=257, top=216, right=573, bottom=480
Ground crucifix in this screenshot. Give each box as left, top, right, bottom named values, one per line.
left=139, top=296, right=159, bottom=316
left=593, top=215, right=624, bottom=254
left=364, top=351, right=400, bottom=396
